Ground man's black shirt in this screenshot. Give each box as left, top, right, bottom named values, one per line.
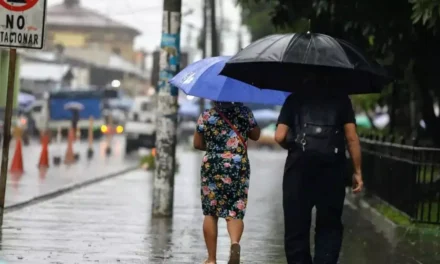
left=277, top=93, right=356, bottom=129
left=277, top=93, right=356, bottom=163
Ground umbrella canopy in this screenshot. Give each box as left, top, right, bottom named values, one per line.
left=18, top=92, right=35, bottom=106
left=170, top=56, right=290, bottom=105
left=64, top=102, right=84, bottom=111
left=220, top=33, right=390, bottom=95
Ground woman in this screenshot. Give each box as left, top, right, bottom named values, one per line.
left=193, top=101, right=261, bottom=264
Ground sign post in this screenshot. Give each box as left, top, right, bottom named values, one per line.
left=0, top=0, right=46, bottom=226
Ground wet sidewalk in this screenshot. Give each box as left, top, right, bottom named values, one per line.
left=0, top=149, right=438, bottom=263
left=4, top=135, right=137, bottom=208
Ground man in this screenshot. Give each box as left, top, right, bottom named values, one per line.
left=274, top=84, right=363, bottom=264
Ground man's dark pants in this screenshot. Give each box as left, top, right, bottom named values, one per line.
left=283, top=153, right=346, bottom=264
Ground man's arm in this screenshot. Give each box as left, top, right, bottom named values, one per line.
left=275, top=124, right=290, bottom=149
left=344, top=124, right=361, bottom=174
left=275, top=94, right=295, bottom=149
left=342, top=96, right=363, bottom=193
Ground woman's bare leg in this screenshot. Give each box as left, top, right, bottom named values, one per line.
left=203, top=216, right=219, bottom=263
left=226, top=219, right=244, bottom=244
left=226, top=219, right=244, bottom=264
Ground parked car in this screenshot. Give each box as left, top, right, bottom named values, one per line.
left=124, top=96, right=156, bottom=153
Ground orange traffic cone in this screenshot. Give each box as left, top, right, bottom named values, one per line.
left=10, top=138, right=24, bottom=175
left=39, top=167, right=48, bottom=182
left=38, top=132, right=50, bottom=169
left=64, top=128, right=75, bottom=165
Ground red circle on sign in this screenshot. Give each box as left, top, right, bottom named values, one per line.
left=0, top=0, right=39, bottom=12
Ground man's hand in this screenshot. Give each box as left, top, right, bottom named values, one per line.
left=352, top=172, right=364, bottom=194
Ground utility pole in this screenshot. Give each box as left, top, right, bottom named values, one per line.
left=210, top=0, right=219, bottom=57
left=199, top=0, right=208, bottom=115
left=237, top=28, right=243, bottom=51
left=218, top=0, right=224, bottom=54
left=153, top=0, right=182, bottom=217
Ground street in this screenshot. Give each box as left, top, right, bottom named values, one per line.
left=4, top=136, right=137, bottom=208
left=0, top=147, right=437, bottom=263
left=0, top=0, right=438, bottom=263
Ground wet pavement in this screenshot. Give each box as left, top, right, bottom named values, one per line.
left=4, top=136, right=137, bottom=207
left=0, top=149, right=438, bottom=263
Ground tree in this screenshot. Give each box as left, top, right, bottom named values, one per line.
left=240, top=1, right=276, bottom=41
left=237, top=0, right=440, bottom=145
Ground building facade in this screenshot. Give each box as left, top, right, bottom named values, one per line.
left=45, top=0, right=141, bottom=63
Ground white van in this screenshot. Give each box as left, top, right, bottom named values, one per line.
left=124, top=96, right=156, bottom=153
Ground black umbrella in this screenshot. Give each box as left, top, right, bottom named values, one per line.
left=220, top=33, right=391, bottom=95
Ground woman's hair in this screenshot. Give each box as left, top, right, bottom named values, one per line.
left=213, top=101, right=243, bottom=108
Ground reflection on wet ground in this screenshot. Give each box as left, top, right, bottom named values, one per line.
left=0, top=149, right=437, bottom=263
left=5, top=136, right=137, bottom=207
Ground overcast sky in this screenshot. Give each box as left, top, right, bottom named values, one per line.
left=48, top=0, right=251, bottom=58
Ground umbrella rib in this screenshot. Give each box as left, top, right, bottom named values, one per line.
left=257, top=34, right=292, bottom=61
left=325, top=36, right=354, bottom=67
left=302, top=34, right=314, bottom=64
left=337, top=38, right=374, bottom=68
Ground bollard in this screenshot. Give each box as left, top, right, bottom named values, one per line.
left=74, top=127, right=81, bottom=161
left=87, top=116, right=94, bottom=159
left=53, top=127, right=62, bottom=165
left=105, top=114, right=112, bottom=156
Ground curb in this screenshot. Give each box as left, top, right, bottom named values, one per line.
left=345, top=190, right=440, bottom=244
left=345, top=190, right=401, bottom=244
left=5, top=166, right=139, bottom=213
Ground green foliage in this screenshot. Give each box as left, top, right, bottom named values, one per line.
left=140, top=154, right=155, bottom=170
left=239, top=0, right=310, bottom=41
left=351, top=94, right=381, bottom=112
left=140, top=154, right=180, bottom=173
left=410, top=0, right=440, bottom=29
left=375, top=203, right=440, bottom=233
left=237, top=0, right=440, bottom=145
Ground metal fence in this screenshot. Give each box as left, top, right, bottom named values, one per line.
left=358, top=135, right=440, bottom=225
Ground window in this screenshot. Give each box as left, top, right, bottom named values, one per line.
left=32, top=105, right=42, bottom=112
left=141, top=102, right=151, bottom=112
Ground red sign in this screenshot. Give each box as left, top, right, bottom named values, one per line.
left=0, top=0, right=39, bottom=12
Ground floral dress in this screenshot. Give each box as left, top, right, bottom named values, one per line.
left=196, top=105, right=258, bottom=219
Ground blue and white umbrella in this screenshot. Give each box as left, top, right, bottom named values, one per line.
left=18, top=92, right=35, bottom=107
left=64, top=102, right=84, bottom=111
left=170, top=56, right=290, bottom=105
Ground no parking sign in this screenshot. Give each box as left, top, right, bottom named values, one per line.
left=0, top=0, right=47, bottom=49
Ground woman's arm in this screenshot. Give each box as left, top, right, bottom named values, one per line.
left=248, top=126, right=261, bottom=141
left=246, top=108, right=261, bottom=141
left=194, top=112, right=207, bottom=151
left=193, top=131, right=206, bottom=150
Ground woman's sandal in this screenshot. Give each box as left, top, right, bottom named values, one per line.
left=228, top=243, right=241, bottom=264
left=203, top=260, right=216, bottom=264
